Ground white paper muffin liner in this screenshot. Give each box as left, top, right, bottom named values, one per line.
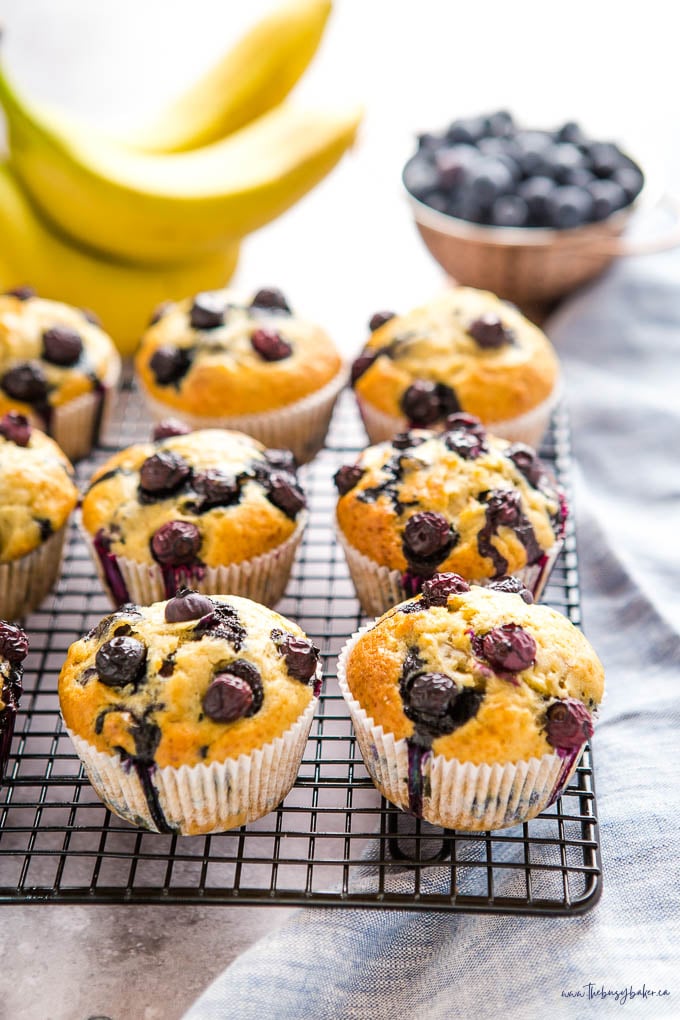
left=48, top=352, right=122, bottom=461
left=0, top=526, right=68, bottom=620
left=337, top=527, right=564, bottom=618
left=356, top=380, right=561, bottom=450
left=84, top=514, right=306, bottom=609
left=142, top=369, right=347, bottom=465
left=65, top=697, right=317, bottom=835
left=337, top=626, right=583, bottom=831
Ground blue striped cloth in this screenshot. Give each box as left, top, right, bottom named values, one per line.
left=184, top=253, right=680, bottom=1020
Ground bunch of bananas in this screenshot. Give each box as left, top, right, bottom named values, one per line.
left=0, top=0, right=361, bottom=354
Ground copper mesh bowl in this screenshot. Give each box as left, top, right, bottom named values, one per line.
left=407, top=183, right=680, bottom=308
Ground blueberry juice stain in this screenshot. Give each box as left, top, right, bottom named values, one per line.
left=93, top=529, right=131, bottom=606
left=477, top=490, right=543, bottom=577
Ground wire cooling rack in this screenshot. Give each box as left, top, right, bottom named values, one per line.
left=0, top=384, right=601, bottom=915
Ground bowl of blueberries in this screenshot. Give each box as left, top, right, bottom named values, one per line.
left=403, top=111, right=674, bottom=307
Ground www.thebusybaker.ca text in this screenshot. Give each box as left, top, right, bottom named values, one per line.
left=561, top=983, right=671, bottom=1007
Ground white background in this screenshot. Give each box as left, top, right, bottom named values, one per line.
left=0, top=2, right=677, bottom=1018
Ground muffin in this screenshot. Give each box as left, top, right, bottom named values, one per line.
left=0, top=288, right=121, bottom=460
left=0, top=411, right=79, bottom=619
left=135, top=285, right=345, bottom=464
left=338, top=575, right=604, bottom=830
left=351, top=286, right=560, bottom=447
left=81, top=423, right=307, bottom=608
left=59, top=591, right=321, bottom=834
left=335, top=415, right=567, bottom=617
left=0, top=621, right=29, bottom=781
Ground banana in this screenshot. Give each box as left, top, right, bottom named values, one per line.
left=0, top=62, right=362, bottom=266
left=0, top=162, right=240, bottom=357
left=125, top=0, right=332, bottom=153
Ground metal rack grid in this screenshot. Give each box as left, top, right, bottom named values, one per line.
left=0, top=385, right=601, bottom=915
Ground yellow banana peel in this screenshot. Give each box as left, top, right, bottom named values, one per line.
left=0, top=162, right=240, bottom=357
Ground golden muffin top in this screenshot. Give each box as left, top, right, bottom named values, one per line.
left=0, top=289, right=118, bottom=419
left=335, top=418, right=566, bottom=579
left=0, top=412, right=79, bottom=563
left=352, top=286, right=559, bottom=424
left=343, top=577, right=604, bottom=766
left=59, top=592, right=320, bottom=769
left=135, top=285, right=343, bottom=417
left=81, top=425, right=306, bottom=569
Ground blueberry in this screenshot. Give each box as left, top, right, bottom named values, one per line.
left=446, top=115, right=488, bottom=145
left=517, top=176, right=555, bottom=226
left=0, top=622, right=29, bottom=664
left=447, top=189, right=488, bottom=224
left=149, top=345, right=191, bottom=386
left=558, top=167, right=595, bottom=189
left=350, top=350, right=377, bottom=386
left=514, top=130, right=553, bottom=176
left=467, top=157, right=515, bottom=206
left=152, top=419, right=192, bottom=441
left=203, top=673, right=254, bottom=722
left=420, top=572, right=470, bottom=607
left=555, top=121, right=589, bottom=146
left=545, top=698, right=593, bottom=749
left=149, top=301, right=173, bottom=326
left=193, top=604, right=246, bottom=650
left=250, top=287, right=291, bottom=314
left=139, top=451, right=191, bottom=496
left=403, top=155, right=440, bottom=200
left=540, top=142, right=588, bottom=183
left=484, top=489, right=523, bottom=527
left=612, top=165, right=643, bottom=203
left=506, top=443, right=545, bottom=487
left=425, top=191, right=450, bottom=213
left=486, top=575, right=534, bottom=603
left=151, top=521, right=201, bottom=566
left=3, top=285, right=35, bottom=301
left=588, top=178, right=627, bottom=220
left=1, top=362, right=48, bottom=403
left=95, top=636, right=147, bottom=688
left=402, top=671, right=483, bottom=736
left=391, top=431, right=426, bottom=450
left=545, top=186, right=594, bottom=228
left=0, top=411, right=32, bottom=447
left=266, top=473, right=306, bottom=518
left=401, top=380, right=459, bottom=426
left=479, top=623, right=536, bottom=673
left=417, top=131, right=443, bottom=152
left=41, top=326, right=83, bottom=367
left=192, top=469, right=240, bottom=508
left=587, top=141, right=625, bottom=178
left=272, top=630, right=319, bottom=682
left=468, top=314, right=513, bottom=348
left=434, top=144, right=478, bottom=190
left=333, top=464, right=364, bottom=496
left=189, top=292, right=226, bottom=330
left=486, top=110, right=516, bottom=138
left=164, top=588, right=215, bottom=623
left=403, top=511, right=452, bottom=559
left=250, top=328, right=292, bottom=361
left=369, top=311, right=396, bottom=332
left=490, top=194, right=528, bottom=227
left=443, top=418, right=487, bottom=459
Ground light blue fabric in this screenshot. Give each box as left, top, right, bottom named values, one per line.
left=184, top=254, right=680, bottom=1020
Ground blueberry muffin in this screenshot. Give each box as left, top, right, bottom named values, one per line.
left=0, top=288, right=121, bottom=460
left=135, top=286, right=345, bottom=464
left=59, top=591, right=321, bottom=834
left=0, top=411, right=79, bottom=619
left=81, top=423, right=307, bottom=608
left=335, top=415, right=566, bottom=616
left=338, top=574, right=604, bottom=830
left=351, top=286, right=560, bottom=447
left=0, top=621, right=29, bottom=781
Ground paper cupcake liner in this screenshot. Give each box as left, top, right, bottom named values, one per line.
left=85, top=514, right=306, bottom=608
left=142, top=369, right=347, bottom=465
left=49, top=353, right=122, bottom=461
left=0, top=526, right=68, bottom=620
left=65, top=696, right=317, bottom=835
left=356, top=381, right=561, bottom=450
left=337, top=528, right=563, bottom=618
left=337, top=626, right=582, bottom=832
